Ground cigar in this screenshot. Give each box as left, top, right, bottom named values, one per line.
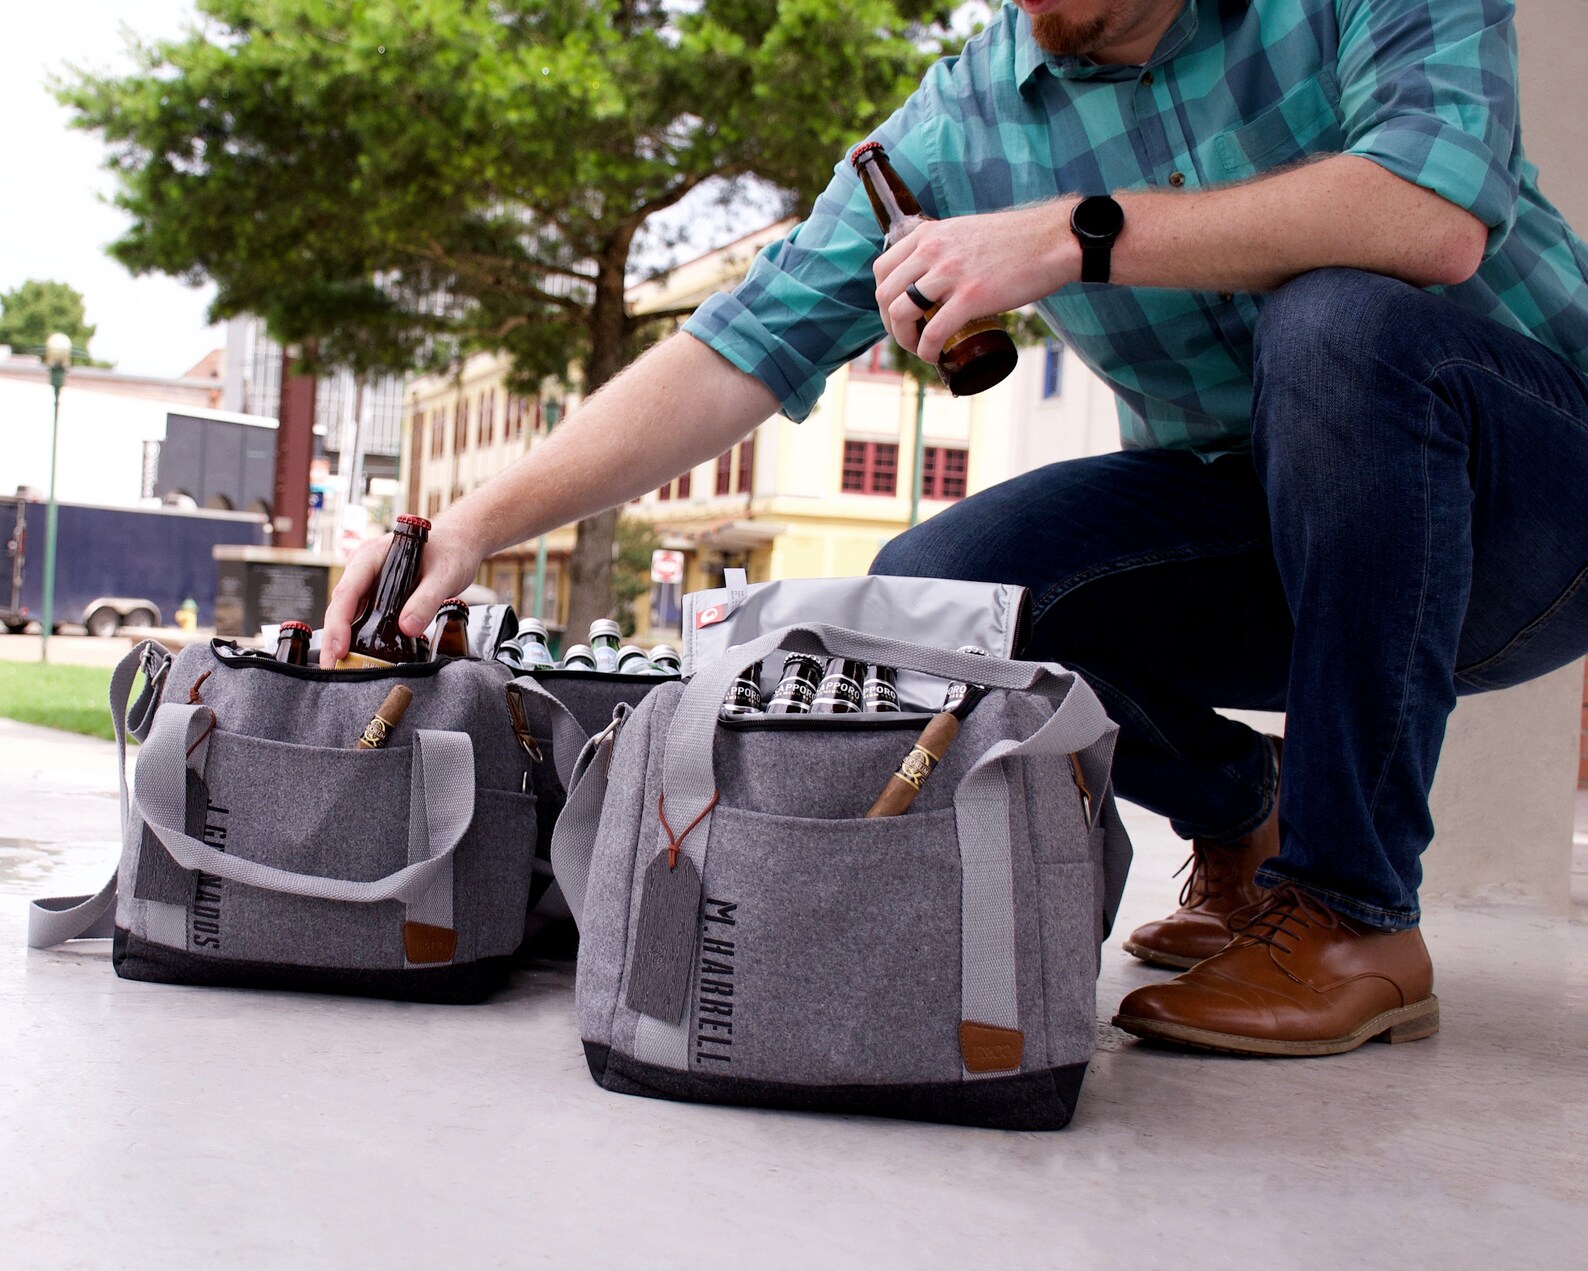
left=865, top=684, right=988, bottom=817
left=356, top=684, right=414, bottom=750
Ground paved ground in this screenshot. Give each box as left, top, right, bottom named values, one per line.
left=0, top=716, right=1583, bottom=1269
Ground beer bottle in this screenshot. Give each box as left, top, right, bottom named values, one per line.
left=863, top=664, right=901, bottom=712
left=341, top=514, right=431, bottom=668
left=942, top=645, right=988, bottom=713
left=649, top=644, right=682, bottom=676
left=494, top=640, right=525, bottom=671
left=617, top=645, right=653, bottom=675
left=850, top=142, right=1018, bottom=397
left=589, top=618, right=622, bottom=672
left=433, top=598, right=471, bottom=660
left=811, top=658, right=866, bottom=714
left=765, top=653, right=823, bottom=715
left=720, top=661, right=763, bottom=719
left=561, top=644, right=598, bottom=672
left=274, top=620, right=312, bottom=667
left=512, top=618, right=557, bottom=670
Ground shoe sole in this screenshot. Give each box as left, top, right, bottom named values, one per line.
left=1121, top=940, right=1203, bottom=971
left=1110, top=995, right=1440, bottom=1057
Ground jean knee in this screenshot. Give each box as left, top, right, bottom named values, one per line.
left=869, top=517, right=967, bottom=579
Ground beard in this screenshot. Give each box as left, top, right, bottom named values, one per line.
left=1029, top=5, right=1117, bottom=56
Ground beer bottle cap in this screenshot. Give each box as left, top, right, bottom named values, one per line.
left=850, top=140, right=885, bottom=168
left=396, top=514, right=432, bottom=531
left=279, top=621, right=312, bottom=634
left=438, top=598, right=469, bottom=614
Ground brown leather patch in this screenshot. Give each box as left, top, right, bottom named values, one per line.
left=403, top=922, right=457, bottom=965
left=960, top=1021, right=1024, bottom=1073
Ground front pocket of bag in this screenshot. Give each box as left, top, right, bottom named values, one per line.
left=671, top=804, right=965, bottom=1087
left=1033, top=860, right=1101, bottom=1069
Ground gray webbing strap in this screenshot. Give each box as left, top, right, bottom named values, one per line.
left=954, top=680, right=1114, bottom=1079
left=136, top=704, right=476, bottom=904
left=505, top=675, right=593, bottom=789
left=26, top=641, right=169, bottom=949
left=547, top=711, right=624, bottom=927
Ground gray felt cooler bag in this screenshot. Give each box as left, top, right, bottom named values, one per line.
left=29, top=639, right=539, bottom=1003
left=552, top=622, right=1131, bottom=1131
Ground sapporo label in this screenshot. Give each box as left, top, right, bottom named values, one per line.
left=768, top=678, right=817, bottom=712
left=721, top=677, right=761, bottom=715
left=863, top=677, right=900, bottom=711
left=813, top=673, right=862, bottom=711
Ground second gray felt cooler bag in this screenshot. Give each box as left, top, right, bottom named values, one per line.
left=553, top=623, right=1132, bottom=1130
left=30, top=640, right=537, bottom=1003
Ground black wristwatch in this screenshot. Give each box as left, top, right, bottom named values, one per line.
left=1070, top=195, right=1125, bottom=284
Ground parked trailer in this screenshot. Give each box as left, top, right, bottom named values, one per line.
left=2, top=498, right=267, bottom=635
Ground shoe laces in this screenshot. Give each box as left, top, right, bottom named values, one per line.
left=1172, top=843, right=1234, bottom=907
left=1227, top=885, right=1339, bottom=955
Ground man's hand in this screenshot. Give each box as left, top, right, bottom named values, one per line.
left=319, top=519, right=484, bottom=668
left=874, top=200, right=1078, bottom=363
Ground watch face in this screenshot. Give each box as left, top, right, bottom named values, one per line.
left=1073, top=196, right=1125, bottom=241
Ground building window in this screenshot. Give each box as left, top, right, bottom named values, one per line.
left=1042, top=340, right=1065, bottom=399
left=426, top=491, right=442, bottom=519
left=736, top=434, right=755, bottom=495
left=431, top=407, right=446, bottom=457
left=506, top=396, right=523, bottom=440
left=480, top=390, right=495, bottom=446
left=715, top=450, right=733, bottom=496
left=412, top=411, right=425, bottom=462
left=922, top=446, right=969, bottom=500
left=850, top=342, right=902, bottom=375
left=454, top=400, right=469, bottom=452
left=842, top=440, right=898, bottom=496
left=677, top=469, right=692, bottom=499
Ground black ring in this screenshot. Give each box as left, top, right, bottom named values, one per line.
left=905, top=282, right=937, bottom=311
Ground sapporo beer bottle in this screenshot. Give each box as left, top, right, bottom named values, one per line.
left=863, top=664, right=901, bottom=712
left=340, top=514, right=431, bottom=669
left=850, top=141, right=1018, bottom=397
left=765, top=653, right=824, bottom=715
left=274, top=620, right=312, bottom=666
left=720, top=661, right=764, bottom=719
left=811, top=658, right=866, bottom=714
left=432, top=598, right=470, bottom=660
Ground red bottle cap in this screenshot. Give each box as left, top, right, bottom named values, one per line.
left=850, top=141, right=884, bottom=169
left=396, top=514, right=431, bottom=530
left=438, top=598, right=469, bottom=612
left=279, top=621, right=312, bottom=634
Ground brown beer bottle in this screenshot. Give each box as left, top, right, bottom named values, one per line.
left=850, top=142, right=1018, bottom=396
left=433, top=598, right=470, bottom=660
left=340, top=514, right=431, bottom=668
left=274, top=620, right=312, bottom=666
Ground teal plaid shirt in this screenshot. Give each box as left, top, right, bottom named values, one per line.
left=684, top=0, right=1588, bottom=454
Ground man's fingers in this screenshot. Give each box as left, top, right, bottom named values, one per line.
left=319, top=536, right=389, bottom=668
left=398, top=576, right=453, bottom=640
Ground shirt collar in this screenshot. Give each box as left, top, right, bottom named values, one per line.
left=1016, top=0, right=1218, bottom=91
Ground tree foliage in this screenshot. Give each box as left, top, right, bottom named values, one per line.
left=59, top=0, right=956, bottom=632
left=0, top=279, right=100, bottom=363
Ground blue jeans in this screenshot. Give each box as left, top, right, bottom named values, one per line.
left=871, top=268, right=1588, bottom=930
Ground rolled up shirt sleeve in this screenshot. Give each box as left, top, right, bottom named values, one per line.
left=1336, top=0, right=1522, bottom=256
left=684, top=61, right=957, bottom=421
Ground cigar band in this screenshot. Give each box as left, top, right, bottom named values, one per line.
left=896, top=744, right=940, bottom=791
left=361, top=715, right=394, bottom=748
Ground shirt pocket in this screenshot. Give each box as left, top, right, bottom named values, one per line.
left=1209, top=69, right=1345, bottom=180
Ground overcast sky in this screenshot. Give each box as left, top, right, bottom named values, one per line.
left=0, top=1, right=224, bottom=377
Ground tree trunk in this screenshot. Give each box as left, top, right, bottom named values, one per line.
left=563, top=244, right=633, bottom=643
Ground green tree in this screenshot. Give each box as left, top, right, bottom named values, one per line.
left=0, top=279, right=99, bottom=363
left=59, top=0, right=956, bottom=635
left=613, top=514, right=663, bottom=637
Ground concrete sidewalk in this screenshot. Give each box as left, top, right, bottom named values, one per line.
left=1, top=716, right=1583, bottom=1270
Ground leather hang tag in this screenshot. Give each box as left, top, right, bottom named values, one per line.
left=624, top=847, right=704, bottom=1024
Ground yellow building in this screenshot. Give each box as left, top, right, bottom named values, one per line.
left=398, top=220, right=1120, bottom=641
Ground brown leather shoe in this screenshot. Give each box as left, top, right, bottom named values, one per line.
left=1111, top=885, right=1438, bottom=1056
left=1122, top=737, right=1282, bottom=970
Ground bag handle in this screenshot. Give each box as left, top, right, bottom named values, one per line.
left=661, top=622, right=1083, bottom=826
left=27, top=640, right=170, bottom=949
left=135, top=704, right=476, bottom=905
left=504, top=675, right=593, bottom=790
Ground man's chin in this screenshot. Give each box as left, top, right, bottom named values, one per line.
left=1029, top=8, right=1113, bottom=57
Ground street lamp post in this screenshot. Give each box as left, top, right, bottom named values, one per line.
left=39, top=332, right=72, bottom=663
left=531, top=396, right=561, bottom=621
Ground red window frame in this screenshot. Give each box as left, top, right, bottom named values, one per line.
left=842, top=440, right=898, bottom=496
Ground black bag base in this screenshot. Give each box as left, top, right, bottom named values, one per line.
left=113, top=928, right=513, bottom=1005
left=584, top=1041, right=1087, bottom=1132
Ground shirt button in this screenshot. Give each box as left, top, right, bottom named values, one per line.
left=1169, top=171, right=1186, bottom=187
left=1219, top=291, right=1234, bottom=302
left=1141, top=71, right=1154, bottom=85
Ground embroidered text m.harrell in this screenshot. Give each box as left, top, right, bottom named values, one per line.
left=192, top=798, right=229, bottom=949
left=694, top=897, right=737, bottom=1066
